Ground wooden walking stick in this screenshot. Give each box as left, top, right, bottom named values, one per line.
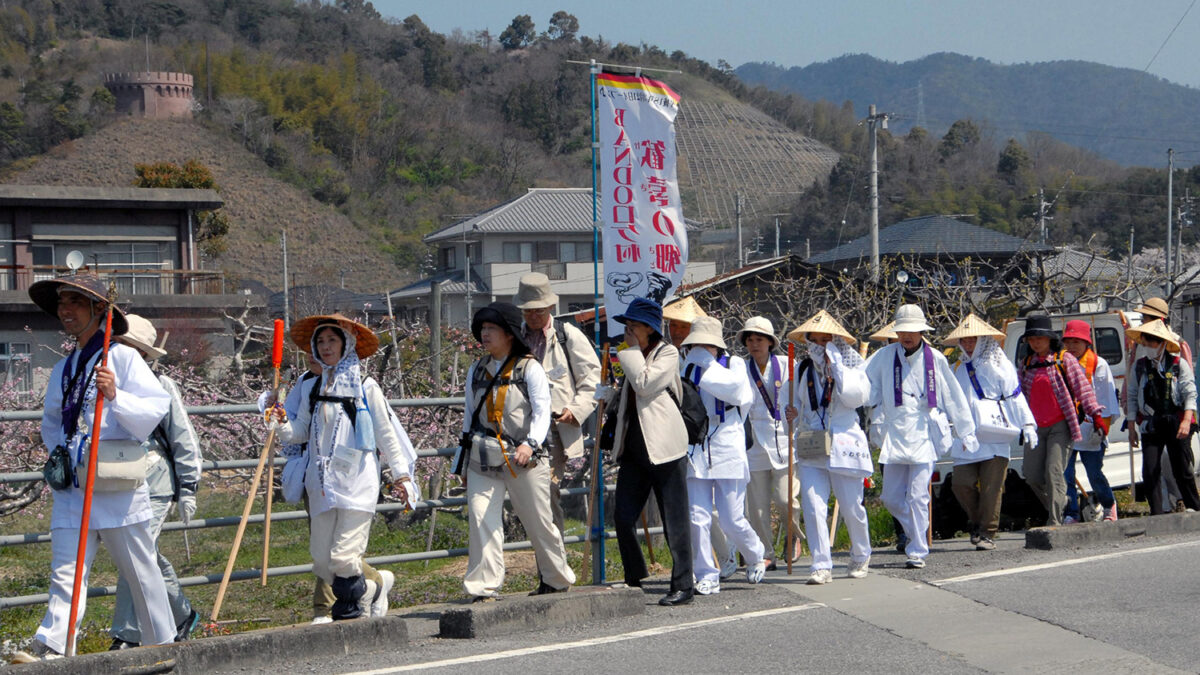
left=829, top=499, right=840, bottom=546
left=212, top=320, right=285, bottom=620
left=261, top=320, right=285, bottom=585
left=786, top=342, right=796, bottom=576
left=583, top=342, right=610, bottom=582
left=64, top=283, right=117, bottom=658
left=640, top=509, right=656, bottom=566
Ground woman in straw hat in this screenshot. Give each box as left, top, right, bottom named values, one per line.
left=680, top=315, right=766, bottom=594
left=15, top=276, right=174, bottom=662
left=602, top=297, right=694, bottom=606
left=453, top=302, right=576, bottom=601
left=269, top=313, right=415, bottom=619
left=1060, top=320, right=1121, bottom=523
left=944, top=314, right=1035, bottom=550
left=108, top=315, right=202, bottom=648
left=784, top=310, right=873, bottom=584
left=1136, top=297, right=1192, bottom=366
left=864, top=304, right=977, bottom=569
left=1125, top=319, right=1200, bottom=514
left=737, top=316, right=804, bottom=569
left=1017, top=315, right=1104, bottom=527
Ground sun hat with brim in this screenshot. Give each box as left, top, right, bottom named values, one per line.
left=736, top=316, right=778, bottom=349
left=661, top=296, right=707, bottom=323
left=614, top=297, right=664, bottom=335
left=28, top=274, right=129, bottom=336
left=943, top=313, right=1005, bottom=347
left=1135, top=297, right=1170, bottom=320
left=1126, top=319, right=1181, bottom=353
left=1061, top=319, right=1093, bottom=345
left=788, top=309, right=855, bottom=344
left=513, top=272, right=559, bottom=310
left=681, top=316, right=727, bottom=350
left=892, top=304, right=935, bottom=333
left=117, top=314, right=168, bottom=360
left=1021, top=314, right=1056, bottom=340
left=292, top=313, right=379, bottom=359
left=471, top=302, right=530, bottom=353
left=869, top=322, right=898, bottom=342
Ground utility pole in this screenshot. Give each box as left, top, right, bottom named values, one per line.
left=1178, top=187, right=1191, bottom=276
left=1167, top=148, right=1174, bottom=295
left=1037, top=187, right=1051, bottom=245
left=281, top=229, right=290, bottom=334
left=735, top=192, right=744, bottom=268
left=430, top=281, right=443, bottom=395
left=1128, top=224, right=1135, bottom=304
left=867, top=104, right=888, bottom=283
left=774, top=216, right=780, bottom=257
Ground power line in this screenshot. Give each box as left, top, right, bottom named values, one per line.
left=1144, top=0, right=1199, bottom=73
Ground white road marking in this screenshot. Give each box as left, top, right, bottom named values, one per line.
left=339, top=602, right=824, bottom=674
left=931, top=538, right=1200, bottom=586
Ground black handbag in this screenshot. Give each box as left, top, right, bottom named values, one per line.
left=598, top=405, right=618, bottom=451
left=43, top=445, right=72, bottom=491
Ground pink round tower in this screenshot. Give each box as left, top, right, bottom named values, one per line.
left=103, top=72, right=195, bottom=119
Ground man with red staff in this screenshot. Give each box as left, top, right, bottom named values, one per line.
left=14, top=275, right=173, bottom=662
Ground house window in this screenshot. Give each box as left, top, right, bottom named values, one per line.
left=32, top=244, right=55, bottom=281
left=0, top=342, right=32, bottom=393
left=502, top=242, right=533, bottom=262
left=537, top=241, right=557, bottom=262
left=440, top=246, right=457, bottom=270
left=107, top=243, right=166, bottom=295
left=560, top=241, right=588, bottom=262
left=532, top=262, right=566, bottom=280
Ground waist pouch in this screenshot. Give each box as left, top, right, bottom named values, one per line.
left=81, top=439, right=150, bottom=492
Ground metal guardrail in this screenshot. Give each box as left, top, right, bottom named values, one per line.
left=0, top=397, right=466, bottom=423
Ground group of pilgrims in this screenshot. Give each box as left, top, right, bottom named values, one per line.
left=13, top=270, right=1200, bottom=660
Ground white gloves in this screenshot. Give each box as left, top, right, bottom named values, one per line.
left=960, top=434, right=980, bottom=455
left=178, top=494, right=197, bottom=524
left=1023, top=424, right=1038, bottom=449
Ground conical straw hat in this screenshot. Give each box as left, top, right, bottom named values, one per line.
left=943, top=313, right=1004, bottom=346
left=1126, top=319, right=1181, bottom=353
left=662, top=296, right=707, bottom=323
left=787, top=310, right=854, bottom=344
left=869, top=321, right=898, bottom=342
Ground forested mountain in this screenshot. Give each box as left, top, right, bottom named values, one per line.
left=736, top=53, right=1200, bottom=168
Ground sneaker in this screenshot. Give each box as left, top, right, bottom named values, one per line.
left=695, top=579, right=720, bottom=595
left=109, top=637, right=140, bottom=650
left=357, top=579, right=378, bottom=618
left=847, top=558, right=870, bottom=579
left=969, top=530, right=981, bottom=546
left=976, top=537, right=996, bottom=551
left=1062, top=515, right=1079, bottom=525
left=11, top=640, right=62, bottom=663
left=805, top=569, right=832, bottom=585
left=175, top=608, right=200, bottom=641
left=895, top=532, right=909, bottom=553
left=764, top=559, right=778, bottom=571
left=905, top=556, right=925, bottom=569
left=1104, top=504, right=1118, bottom=522
left=311, top=616, right=333, bottom=625
left=371, top=571, right=394, bottom=617
left=791, top=536, right=805, bottom=563
left=719, top=555, right=738, bottom=579
left=1175, top=499, right=1187, bottom=513
left=746, top=561, right=766, bottom=584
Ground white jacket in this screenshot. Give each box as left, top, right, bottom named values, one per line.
left=950, top=354, right=1035, bottom=463
left=745, top=354, right=791, bottom=472
left=794, top=347, right=873, bottom=478
left=1075, top=355, right=1120, bottom=452
left=683, top=350, right=754, bottom=480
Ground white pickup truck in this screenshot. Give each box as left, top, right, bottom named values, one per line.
left=931, top=309, right=1198, bottom=536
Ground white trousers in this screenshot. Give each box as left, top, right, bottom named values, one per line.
left=881, top=462, right=933, bottom=559
left=800, top=466, right=872, bottom=571
left=746, top=467, right=803, bottom=561
left=464, top=461, right=576, bottom=597
left=37, top=522, right=174, bottom=654
left=687, top=477, right=765, bottom=583
left=310, top=507, right=374, bottom=583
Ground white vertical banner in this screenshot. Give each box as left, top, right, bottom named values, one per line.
left=596, top=71, right=687, bottom=339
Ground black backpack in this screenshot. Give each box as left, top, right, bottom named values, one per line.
left=670, top=363, right=711, bottom=445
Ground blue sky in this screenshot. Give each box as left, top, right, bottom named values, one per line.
left=372, top=0, right=1200, bottom=89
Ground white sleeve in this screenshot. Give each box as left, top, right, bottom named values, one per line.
left=365, top=379, right=411, bottom=477
left=462, top=362, right=477, bottom=435
left=106, top=345, right=171, bottom=442
left=524, top=359, right=551, bottom=445
left=1094, top=359, right=1121, bottom=418
left=830, top=357, right=870, bottom=409
left=935, top=355, right=976, bottom=439
left=698, top=355, right=754, bottom=407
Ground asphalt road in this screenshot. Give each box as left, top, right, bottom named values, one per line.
left=207, top=531, right=1200, bottom=674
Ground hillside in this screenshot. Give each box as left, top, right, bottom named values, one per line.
left=737, top=53, right=1200, bottom=167
left=2, top=118, right=404, bottom=291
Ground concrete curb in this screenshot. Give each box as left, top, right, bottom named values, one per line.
left=439, top=586, right=646, bottom=639
left=1026, top=511, right=1200, bottom=549
left=7, top=616, right=408, bottom=674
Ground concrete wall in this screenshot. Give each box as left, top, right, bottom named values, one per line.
left=104, top=72, right=194, bottom=119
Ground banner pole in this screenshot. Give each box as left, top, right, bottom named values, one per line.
left=589, top=59, right=605, bottom=584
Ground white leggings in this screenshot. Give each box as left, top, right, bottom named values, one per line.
left=800, top=466, right=872, bottom=571
left=687, top=477, right=765, bottom=583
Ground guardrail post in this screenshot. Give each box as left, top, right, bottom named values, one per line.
left=591, top=478, right=605, bottom=584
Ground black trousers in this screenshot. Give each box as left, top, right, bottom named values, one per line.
left=1143, top=431, right=1200, bottom=515
left=614, top=431, right=693, bottom=593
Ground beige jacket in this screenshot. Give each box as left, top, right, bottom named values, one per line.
left=611, top=341, right=687, bottom=465
left=534, top=320, right=601, bottom=458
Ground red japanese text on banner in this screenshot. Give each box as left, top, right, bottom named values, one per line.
left=597, top=71, right=687, bottom=338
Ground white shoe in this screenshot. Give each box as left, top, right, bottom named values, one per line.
left=10, top=641, right=62, bottom=663
left=719, top=554, right=738, bottom=579
left=695, top=579, right=720, bottom=595
left=846, top=558, right=870, bottom=579
left=371, top=570, right=394, bottom=617
left=746, top=561, right=766, bottom=584
left=357, top=579, right=378, bottom=618
left=311, top=616, right=333, bottom=625
left=805, top=569, right=832, bottom=585
left=905, top=556, right=925, bottom=569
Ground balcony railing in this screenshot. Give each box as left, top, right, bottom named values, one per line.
left=0, top=265, right=225, bottom=295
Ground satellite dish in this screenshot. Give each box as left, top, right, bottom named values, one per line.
left=65, top=250, right=85, bottom=274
